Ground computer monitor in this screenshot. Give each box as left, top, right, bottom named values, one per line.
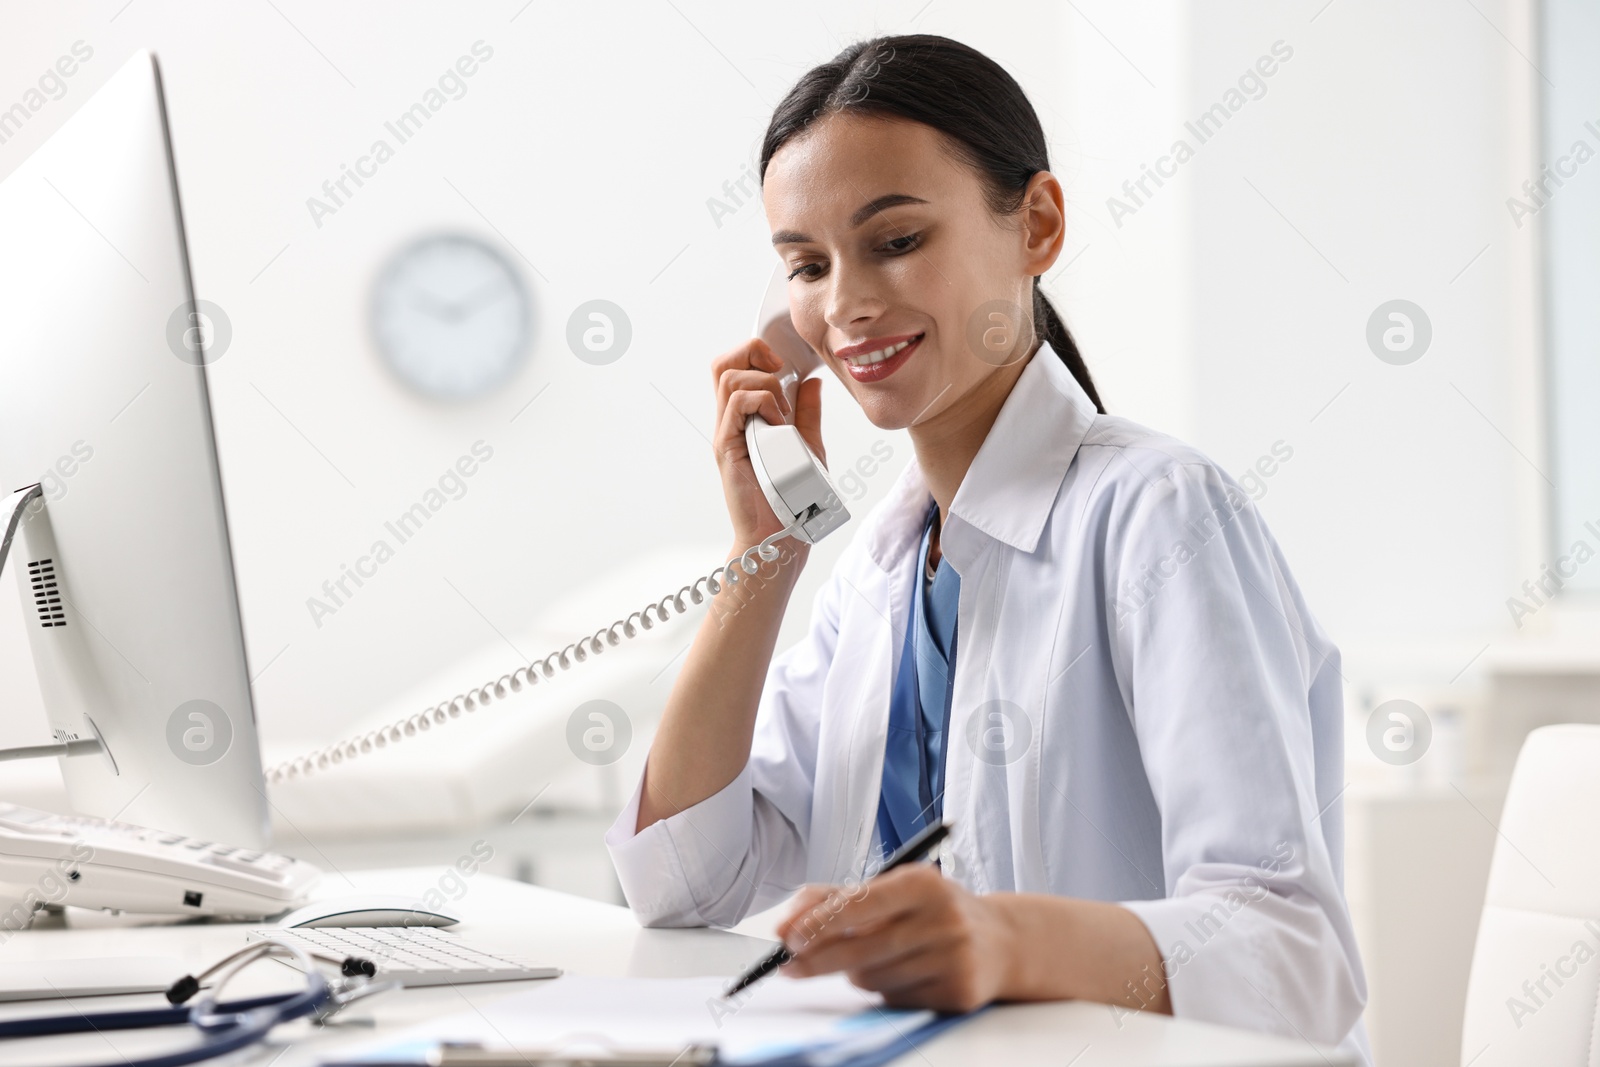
left=0, top=51, right=269, bottom=847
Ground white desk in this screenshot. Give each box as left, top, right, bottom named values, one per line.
left=0, top=869, right=1351, bottom=1066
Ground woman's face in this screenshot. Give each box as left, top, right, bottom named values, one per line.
left=762, top=112, right=1064, bottom=431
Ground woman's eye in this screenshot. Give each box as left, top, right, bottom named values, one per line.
left=880, top=232, right=923, bottom=255
left=786, top=262, right=824, bottom=281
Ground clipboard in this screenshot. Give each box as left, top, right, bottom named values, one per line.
left=327, top=1044, right=715, bottom=1066
left=317, top=974, right=980, bottom=1067
left=320, top=1010, right=977, bottom=1067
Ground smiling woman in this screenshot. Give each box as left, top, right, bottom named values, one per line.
left=606, top=34, right=1371, bottom=1066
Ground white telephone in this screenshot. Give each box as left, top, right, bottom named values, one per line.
left=271, top=267, right=851, bottom=782
left=0, top=800, right=320, bottom=920
left=745, top=265, right=850, bottom=544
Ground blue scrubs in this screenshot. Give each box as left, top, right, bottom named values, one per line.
left=875, top=502, right=960, bottom=856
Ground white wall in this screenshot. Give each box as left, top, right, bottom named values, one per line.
left=1193, top=0, right=1544, bottom=687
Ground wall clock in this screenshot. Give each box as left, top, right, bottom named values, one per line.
left=371, top=233, right=531, bottom=400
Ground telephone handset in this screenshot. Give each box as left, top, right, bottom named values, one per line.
left=745, top=265, right=850, bottom=544
left=267, top=267, right=851, bottom=783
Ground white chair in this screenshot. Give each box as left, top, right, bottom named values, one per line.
left=1460, top=723, right=1600, bottom=1066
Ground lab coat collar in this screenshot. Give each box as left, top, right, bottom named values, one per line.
left=863, top=341, right=1099, bottom=573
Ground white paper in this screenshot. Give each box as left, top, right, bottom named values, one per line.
left=341, top=973, right=937, bottom=1065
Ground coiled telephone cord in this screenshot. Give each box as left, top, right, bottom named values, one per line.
left=264, top=522, right=803, bottom=784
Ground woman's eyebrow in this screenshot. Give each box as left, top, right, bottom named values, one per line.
left=769, top=193, right=931, bottom=246
left=849, top=193, right=928, bottom=227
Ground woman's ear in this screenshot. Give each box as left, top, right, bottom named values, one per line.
left=1019, top=170, right=1067, bottom=278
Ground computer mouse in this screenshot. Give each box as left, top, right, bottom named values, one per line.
left=276, top=894, right=462, bottom=928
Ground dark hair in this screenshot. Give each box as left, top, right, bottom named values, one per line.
left=759, top=34, right=1104, bottom=414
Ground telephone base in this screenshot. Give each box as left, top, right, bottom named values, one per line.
left=0, top=800, right=319, bottom=925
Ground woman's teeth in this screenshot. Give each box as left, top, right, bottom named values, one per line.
left=843, top=338, right=915, bottom=367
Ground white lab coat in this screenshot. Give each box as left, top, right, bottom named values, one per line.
left=607, top=344, right=1371, bottom=1063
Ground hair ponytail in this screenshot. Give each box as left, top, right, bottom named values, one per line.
left=1033, top=282, right=1103, bottom=413
left=761, top=35, right=1105, bottom=414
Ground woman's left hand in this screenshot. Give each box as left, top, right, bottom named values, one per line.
left=774, top=864, right=1016, bottom=1013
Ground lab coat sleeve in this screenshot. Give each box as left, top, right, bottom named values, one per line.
left=605, top=542, right=846, bottom=928
left=1105, top=461, right=1367, bottom=1050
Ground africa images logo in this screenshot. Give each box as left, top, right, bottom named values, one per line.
left=166, top=700, right=233, bottom=766
left=1365, top=699, right=1431, bottom=766
left=566, top=699, right=631, bottom=766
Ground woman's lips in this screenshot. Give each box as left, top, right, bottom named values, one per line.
left=838, top=334, right=923, bottom=384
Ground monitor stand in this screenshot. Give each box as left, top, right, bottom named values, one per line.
left=0, top=485, right=42, bottom=581
left=0, top=485, right=103, bottom=765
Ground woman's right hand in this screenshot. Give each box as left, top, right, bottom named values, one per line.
left=712, top=338, right=827, bottom=549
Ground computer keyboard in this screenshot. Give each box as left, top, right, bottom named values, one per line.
left=250, top=925, right=561, bottom=986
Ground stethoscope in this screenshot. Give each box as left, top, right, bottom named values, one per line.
left=0, top=938, right=398, bottom=1067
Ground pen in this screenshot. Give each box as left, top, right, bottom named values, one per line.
left=722, top=820, right=952, bottom=999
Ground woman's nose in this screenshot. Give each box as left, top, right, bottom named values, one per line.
left=823, top=270, right=885, bottom=333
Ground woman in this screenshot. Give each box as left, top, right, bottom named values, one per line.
left=606, top=34, right=1369, bottom=1061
